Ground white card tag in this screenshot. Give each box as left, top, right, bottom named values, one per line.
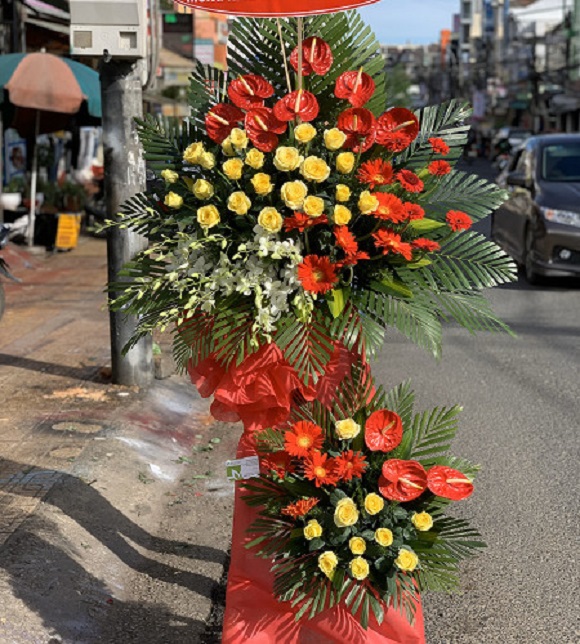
left=226, top=456, right=260, bottom=481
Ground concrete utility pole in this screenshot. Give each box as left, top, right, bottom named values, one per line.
left=100, top=60, right=153, bottom=387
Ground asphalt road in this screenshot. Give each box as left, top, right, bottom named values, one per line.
left=373, top=159, right=579, bottom=643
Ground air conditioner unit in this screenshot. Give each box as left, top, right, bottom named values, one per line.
left=70, top=0, right=147, bottom=59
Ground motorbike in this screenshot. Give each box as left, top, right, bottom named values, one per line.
left=0, top=224, right=19, bottom=321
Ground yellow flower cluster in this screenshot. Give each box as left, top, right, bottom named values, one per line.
left=335, top=418, right=361, bottom=440
left=183, top=141, right=215, bottom=169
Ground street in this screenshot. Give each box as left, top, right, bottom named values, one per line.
left=0, top=161, right=578, bottom=643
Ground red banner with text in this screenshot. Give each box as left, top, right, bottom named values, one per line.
left=174, top=0, right=380, bottom=17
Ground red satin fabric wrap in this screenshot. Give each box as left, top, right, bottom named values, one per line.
left=187, top=343, right=426, bottom=643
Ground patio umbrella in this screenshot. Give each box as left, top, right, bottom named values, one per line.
left=0, top=51, right=101, bottom=245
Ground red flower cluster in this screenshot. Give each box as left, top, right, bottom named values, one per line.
left=412, top=238, right=441, bottom=252
left=228, top=74, right=274, bottom=110
left=334, top=227, right=369, bottom=267
left=297, top=255, right=339, bottom=294
left=284, top=212, right=328, bottom=233
left=376, top=108, right=419, bottom=152
left=397, top=169, right=424, bottom=194
left=245, top=107, right=287, bottom=152
left=357, top=159, right=393, bottom=189
left=428, top=137, right=450, bottom=155
left=379, top=460, right=474, bottom=502
left=364, top=409, right=403, bottom=452
left=404, top=203, right=425, bottom=220
left=261, top=451, right=295, bottom=478
left=372, top=229, right=413, bottom=261
left=335, top=69, right=375, bottom=108
left=290, top=36, right=333, bottom=76
left=428, top=160, right=451, bottom=176
left=371, top=194, right=406, bottom=223
left=337, top=107, right=376, bottom=152
left=285, top=420, right=324, bottom=458
left=274, top=89, right=319, bottom=122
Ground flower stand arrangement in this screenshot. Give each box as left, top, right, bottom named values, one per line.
left=106, top=8, right=516, bottom=643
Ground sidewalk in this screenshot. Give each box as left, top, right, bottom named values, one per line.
left=0, top=238, right=233, bottom=643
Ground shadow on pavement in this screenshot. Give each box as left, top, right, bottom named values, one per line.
left=0, top=354, right=105, bottom=381
left=0, top=459, right=226, bottom=642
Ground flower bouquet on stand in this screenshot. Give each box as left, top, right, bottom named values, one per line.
left=106, top=8, right=515, bottom=642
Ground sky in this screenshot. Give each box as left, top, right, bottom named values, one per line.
left=358, top=0, right=458, bottom=45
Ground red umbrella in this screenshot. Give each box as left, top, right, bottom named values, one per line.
left=174, top=0, right=379, bottom=15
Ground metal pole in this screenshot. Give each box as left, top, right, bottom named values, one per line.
left=100, top=58, right=153, bottom=387
left=27, top=109, right=40, bottom=247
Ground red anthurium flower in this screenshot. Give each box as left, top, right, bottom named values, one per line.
left=284, top=420, right=324, bottom=458
left=379, top=459, right=428, bottom=502
left=427, top=465, right=474, bottom=501
left=290, top=36, right=333, bottom=76
left=372, top=229, right=413, bottom=261
left=376, top=108, right=419, bottom=152
left=281, top=497, right=319, bottom=519
left=446, top=210, right=472, bottom=231
left=364, top=409, right=403, bottom=452
left=245, top=107, right=287, bottom=152
left=334, top=450, right=368, bottom=482
left=428, top=137, right=450, bottom=155
left=428, top=160, right=452, bottom=176
left=412, top=238, right=441, bottom=252
left=284, top=212, right=328, bottom=233
left=397, top=169, right=424, bottom=193
left=403, top=202, right=425, bottom=220
left=205, top=103, right=244, bottom=144
left=372, top=193, right=406, bottom=223
left=273, top=90, right=319, bottom=122
left=228, top=74, right=274, bottom=110
left=337, top=107, right=377, bottom=153
left=297, top=255, right=339, bottom=294
left=334, top=69, right=376, bottom=108
left=261, top=451, right=295, bottom=478
left=357, top=159, right=393, bottom=189
left=304, top=452, right=338, bottom=487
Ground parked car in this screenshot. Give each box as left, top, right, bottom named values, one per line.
left=491, top=133, right=580, bottom=284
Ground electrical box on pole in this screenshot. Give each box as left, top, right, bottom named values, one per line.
left=70, top=0, right=155, bottom=388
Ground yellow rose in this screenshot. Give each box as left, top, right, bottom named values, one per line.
left=161, top=169, right=179, bottom=184
left=295, top=123, right=317, bottom=143
left=199, top=151, right=215, bottom=170
left=333, top=205, right=352, bottom=226
left=412, top=512, right=433, bottom=532
left=336, top=184, right=351, bottom=202
left=375, top=528, right=394, bottom=547
left=258, top=207, right=283, bottom=233
left=192, top=179, right=214, bottom=200
left=223, top=158, right=244, bottom=180
left=221, top=137, right=236, bottom=157
left=364, top=493, right=384, bottom=516
left=274, top=146, right=303, bottom=172
left=301, top=156, right=331, bottom=183
left=303, top=196, right=325, bottom=218
left=334, top=497, right=359, bottom=528
left=335, top=418, right=361, bottom=440
left=324, top=128, right=347, bottom=151
left=358, top=190, right=379, bottom=214
left=230, top=127, right=248, bottom=149
left=336, top=152, right=355, bottom=174
left=164, top=191, right=183, bottom=209
left=304, top=519, right=323, bottom=541
left=349, top=537, right=367, bottom=555
left=227, top=191, right=252, bottom=216
left=280, top=181, right=308, bottom=210
left=395, top=548, right=419, bottom=572
left=349, top=556, right=370, bottom=581
left=318, top=551, right=338, bottom=579
left=251, top=173, right=274, bottom=196
left=183, top=142, right=204, bottom=164
left=245, top=148, right=265, bottom=169
left=197, top=204, right=220, bottom=229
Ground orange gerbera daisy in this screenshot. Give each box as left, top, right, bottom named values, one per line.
left=396, top=169, right=424, bottom=194
left=372, top=193, right=406, bottom=223
left=334, top=450, right=368, bottom=482
left=303, top=452, right=338, bottom=487
left=428, top=160, right=451, bottom=176
left=334, top=226, right=358, bottom=255
left=372, top=229, right=413, bottom=261
left=284, top=420, right=324, bottom=458
left=446, top=210, right=472, bottom=231
left=412, top=238, right=440, bottom=252
left=403, top=202, right=425, bottom=220
left=281, top=497, right=320, bottom=519
left=357, top=159, right=393, bottom=189
left=284, top=212, right=328, bottom=233
left=297, top=255, right=339, bottom=294
left=428, top=137, right=450, bottom=155
left=261, top=451, right=295, bottom=478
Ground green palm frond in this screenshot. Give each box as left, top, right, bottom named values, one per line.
left=433, top=290, right=514, bottom=336
left=404, top=405, right=462, bottom=465
left=384, top=381, right=415, bottom=428
left=424, top=171, right=509, bottom=222
left=135, top=114, right=194, bottom=173
left=396, top=100, right=473, bottom=170
left=275, top=312, right=336, bottom=386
